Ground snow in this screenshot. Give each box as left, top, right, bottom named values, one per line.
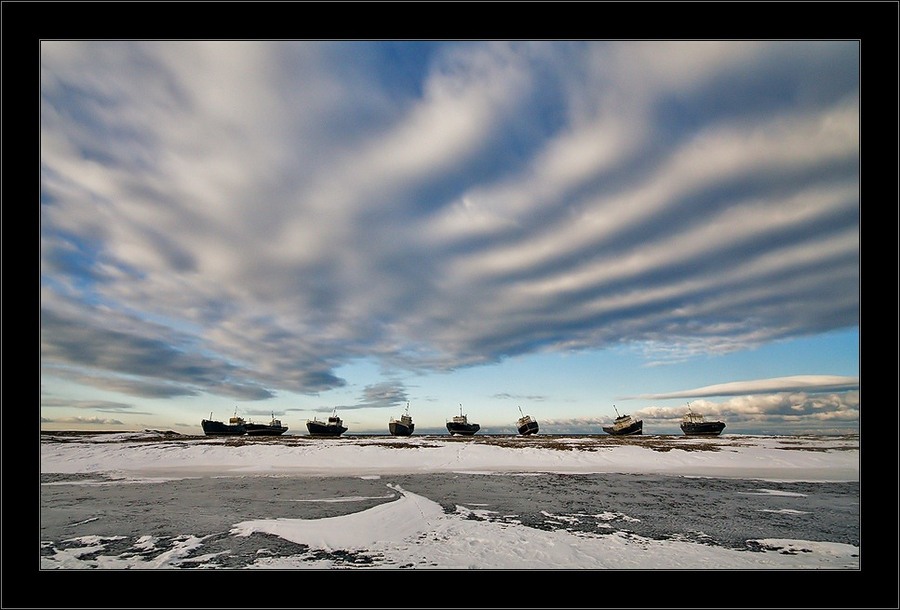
left=40, top=432, right=859, bottom=482
left=40, top=432, right=860, bottom=570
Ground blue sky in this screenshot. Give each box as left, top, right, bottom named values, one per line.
left=39, top=40, right=859, bottom=435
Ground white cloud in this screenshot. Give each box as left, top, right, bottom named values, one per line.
left=40, top=41, right=860, bottom=421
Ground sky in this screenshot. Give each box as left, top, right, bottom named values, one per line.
left=39, top=431, right=861, bottom=572
left=39, top=40, right=860, bottom=436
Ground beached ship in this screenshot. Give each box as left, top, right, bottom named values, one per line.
left=388, top=402, right=415, bottom=436
left=516, top=406, right=539, bottom=436
left=201, top=410, right=247, bottom=436
left=446, top=404, right=480, bottom=436
left=244, top=413, right=289, bottom=436
left=307, top=409, right=348, bottom=437
left=602, top=406, right=643, bottom=436
left=680, top=404, right=726, bottom=436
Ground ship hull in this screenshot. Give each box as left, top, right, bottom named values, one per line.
left=388, top=422, right=414, bottom=436
left=201, top=420, right=246, bottom=436
left=517, top=421, right=539, bottom=436
left=680, top=421, right=726, bottom=436
left=446, top=422, right=480, bottom=436
left=602, top=420, right=643, bottom=436
left=244, top=424, right=289, bottom=436
left=306, top=422, right=347, bottom=437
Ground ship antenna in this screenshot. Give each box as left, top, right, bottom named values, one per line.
left=613, top=405, right=620, bottom=418
left=518, top=405, right=524, bottom=417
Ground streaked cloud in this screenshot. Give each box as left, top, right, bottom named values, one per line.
left=40, top=416, right=126, bottom=425
left=40, top=41, right=859, bottom=431
left=632, top=375, right=859, bottom=400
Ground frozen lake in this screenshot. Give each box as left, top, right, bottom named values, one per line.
left=39, top=431, right=860, bottom=572
left=41, top=470, right=859, bottom=570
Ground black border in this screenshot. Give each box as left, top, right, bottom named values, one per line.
left=7, top=2, right=896, bottom=609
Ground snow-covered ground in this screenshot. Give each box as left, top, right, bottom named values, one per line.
left=41, top=431, right=859, bottom=481
left=40, top=432, right=860, bottom=571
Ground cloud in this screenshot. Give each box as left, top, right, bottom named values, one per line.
left=346, top=381, right=410, bottom=411
left=40, top=416, right=126, bottom=425
left=40, top=41, right=859, bottom=402
left=631, top=391, right=860, bottom=433
left=632, top=375, right=859, bottom=400
left=491, top=393, right=549, bottom=403
left=40, top=397, right=146, bottom=414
